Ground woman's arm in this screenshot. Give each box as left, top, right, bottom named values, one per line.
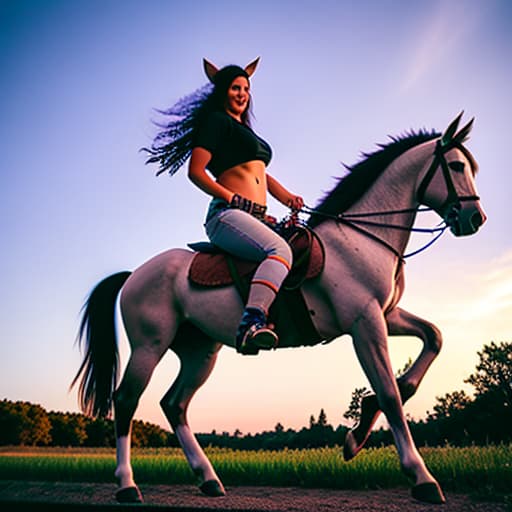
left=188, top=147, right=234, bottom=203
left=266, top=173, right=304, bottom=210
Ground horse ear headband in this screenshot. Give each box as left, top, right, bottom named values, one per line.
left=203, top=57, right=260, bottom=83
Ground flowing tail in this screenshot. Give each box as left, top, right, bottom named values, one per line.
left=71, top=271, right=132, bottom=418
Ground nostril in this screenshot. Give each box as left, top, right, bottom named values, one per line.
left=471, top=211, right=483, bottom=229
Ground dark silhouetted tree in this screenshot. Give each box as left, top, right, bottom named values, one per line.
left=0, top=400, right=51, bottom=446
left=465, top=341, right=512, bottom=407
left=85, top=417, right=115, bottom=447
left=343, top=387, right=370, bottom=424
left=430, top=390, right=472, bottom=420
left=49, top=412, right=87, bottom=446
left=317, top=408, right=327, bottom=427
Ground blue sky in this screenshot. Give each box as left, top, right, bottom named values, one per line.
left=1, top=0, right=511, bottom=434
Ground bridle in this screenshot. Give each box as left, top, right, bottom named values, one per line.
left=302, top=139, right=480, bottom=259
left=417, top=139, right=480, bottom=218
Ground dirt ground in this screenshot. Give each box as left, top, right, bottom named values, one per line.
left=0, top=481, right=510, bottom=512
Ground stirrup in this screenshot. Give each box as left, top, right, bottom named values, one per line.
left=236, top=308, right=279, bottom=355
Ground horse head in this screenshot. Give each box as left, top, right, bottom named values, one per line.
left=416, top=113, right=487, bottom=236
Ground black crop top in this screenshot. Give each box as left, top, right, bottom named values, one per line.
left=193, top=111, right=272, bottom=178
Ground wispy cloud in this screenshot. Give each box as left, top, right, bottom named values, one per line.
left=405, top=248, right=512, bottom=326
left=460, top=250, right=512, bottom=320
left=424, top=249, right=512, bottom=324
left=400, top=1, right=478, bottom=93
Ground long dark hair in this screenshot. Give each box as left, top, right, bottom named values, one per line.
left=142, top=65, right=252, bottom=177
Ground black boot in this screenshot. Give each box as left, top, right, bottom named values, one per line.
left=236, top=307, right=278, bottom=355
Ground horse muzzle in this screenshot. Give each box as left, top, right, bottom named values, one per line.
left=445, top=201, right=487, bottom=236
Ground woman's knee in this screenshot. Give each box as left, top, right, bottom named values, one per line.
left=268, top=238, right=293, bottom=268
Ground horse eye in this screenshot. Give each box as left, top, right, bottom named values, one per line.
left=448, top=161, right=465, bottom=173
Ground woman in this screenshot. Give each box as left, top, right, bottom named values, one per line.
left=143, top=58, right=304, bottom=355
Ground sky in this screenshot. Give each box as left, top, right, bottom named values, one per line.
left=1, top=0, right=511, bottom=436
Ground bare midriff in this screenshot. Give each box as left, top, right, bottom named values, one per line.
left=217, top=160, right=267, bottom=205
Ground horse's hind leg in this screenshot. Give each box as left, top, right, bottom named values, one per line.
left=113, top=342, right=172, bottom=503
left=113, top=297, right=177, bottom=501
left=161, top=323, right=225, bottom=497
left=344, top=307, right=442, bottom=461
left=350, top=301, right=444, bottom=503
left=113, top=346, right=169, bottom=499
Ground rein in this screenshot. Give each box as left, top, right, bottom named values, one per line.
left=303, top=139, right=479, bottom=260
left=302, top=205, right=448, bottom=259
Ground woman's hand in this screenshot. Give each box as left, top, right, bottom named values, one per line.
left=287, top=194, right=304, bottom=211
left=267, top=174, right=304, bottom=210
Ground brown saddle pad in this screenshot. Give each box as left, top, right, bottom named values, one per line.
left=188, top=225, right=325, bottom=290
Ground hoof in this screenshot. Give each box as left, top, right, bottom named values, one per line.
left=343, top=394, right=380, bottom=461
left=343, top=428, right=371, bottom=462
left=200, top=479, right=226, bottom=497
left=116, top=485, right=143, bottom=503
left=343, top=430, right=358, bottom=461
left=411, top=482, right=446, bottom=504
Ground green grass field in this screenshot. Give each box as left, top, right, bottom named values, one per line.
left=0, top=445, right=510, bottom=494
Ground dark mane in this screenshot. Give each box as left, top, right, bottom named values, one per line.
left=308, top=130, right=441, bottom=227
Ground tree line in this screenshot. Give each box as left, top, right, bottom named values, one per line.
left=1, top=341, right=510, bottom=449
left=0, top=400, right=177, bottom=448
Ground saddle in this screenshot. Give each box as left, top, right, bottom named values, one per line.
left=188, top=224, right=325, bottom=290
left=187, top=224, right=325, bottom=350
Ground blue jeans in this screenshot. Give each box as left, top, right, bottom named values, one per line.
left=205, top=200, right=292, bottom=315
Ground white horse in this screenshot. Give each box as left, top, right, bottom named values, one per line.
left=72, top=113, right=486, bottom=504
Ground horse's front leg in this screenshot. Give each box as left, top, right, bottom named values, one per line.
left=350, top=301, right=445, bottom=504
left=161, top=327, right=226, bottom=497
left=344, top=307, right=442, bottom=461
left=387, top=306, right=443, bottom=398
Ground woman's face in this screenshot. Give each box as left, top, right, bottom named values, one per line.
left=224, top=76, right=250, bottom=119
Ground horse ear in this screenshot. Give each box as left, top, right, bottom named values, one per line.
left=453, top=117, right=474, bottom=144
left=245, top=57, right=260, bottom=77
left=203, top=58, right=219, bottom=82
left=441, top=111, right=464, bottom=147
